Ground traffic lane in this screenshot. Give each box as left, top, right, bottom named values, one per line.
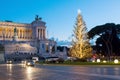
left=36, top=64, right=120, bottom=76
left=0, top=64, right=27, bottom=80
left=0, top=64, right=120, bottom=80
left=35, top=64, right=120, bottom=80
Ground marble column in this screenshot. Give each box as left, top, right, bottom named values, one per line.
left=18, top=29, right=19, bottom=38
left=40, top=29, right=41, bottom=39
left=39, top=29, right=41, bottom=39
left=38, top=29, right=40, bottom=39
left=42, top=29, right=44, bottom=40
left=10, top=29, right=12, bottom=38
left=43, top=29, right=45, bottom=39
left=22, top=30, right=23, bottom=38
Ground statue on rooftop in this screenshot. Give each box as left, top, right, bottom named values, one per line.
left=35, top=15, right=42, bottom=21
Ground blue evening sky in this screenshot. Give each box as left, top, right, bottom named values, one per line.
left=0, top=0, right=120, bottom=40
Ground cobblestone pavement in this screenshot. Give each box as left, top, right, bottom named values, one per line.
left=0, top=64, right=120, bottom=80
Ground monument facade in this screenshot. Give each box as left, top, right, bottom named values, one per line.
left=0, top=15, right=57, bottom=61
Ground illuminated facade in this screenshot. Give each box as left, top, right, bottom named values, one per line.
left=0, top=15, right=57, bottom=61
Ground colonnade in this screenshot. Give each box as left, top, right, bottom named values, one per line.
left=38, top=29, right=45, bottom=40
left=0, top=27, right=32, bottom=40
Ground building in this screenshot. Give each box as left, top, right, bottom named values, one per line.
left=0, top=15, right=57, bottom=61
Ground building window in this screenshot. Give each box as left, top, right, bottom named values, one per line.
left=42, top=44, right=44, bottom=49
left=46, top=43, right=49, bottom=53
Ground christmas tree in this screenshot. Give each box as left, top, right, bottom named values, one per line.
left=70, top=10, right=92, bottom=59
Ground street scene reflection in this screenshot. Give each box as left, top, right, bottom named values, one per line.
left=6, top=64, right=13, bottom=77
left=26, top=67, right=33, bottom=80
left=0, top=64, right=120, bottom=80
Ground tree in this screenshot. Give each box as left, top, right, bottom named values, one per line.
left=69, top=11, right=92, bottom=59
left=88, top=23, right=120, bottom=60
left=88, top=23, right=120, bottom=39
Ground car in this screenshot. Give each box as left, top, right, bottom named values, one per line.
left=6, top=60, right=12, bottom=64
left=26, top=61, right=34, bottom=66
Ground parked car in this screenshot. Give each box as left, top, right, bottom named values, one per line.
left=45, top=57, right=64, bottom=63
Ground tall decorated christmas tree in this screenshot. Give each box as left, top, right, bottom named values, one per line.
left=70, top=10, right=92, bottom=59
